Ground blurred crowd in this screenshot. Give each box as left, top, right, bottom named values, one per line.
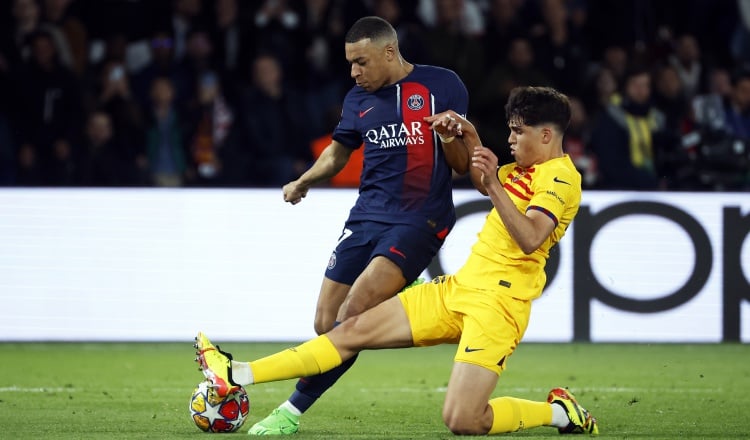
left=1, top=0, right=749, bottom=190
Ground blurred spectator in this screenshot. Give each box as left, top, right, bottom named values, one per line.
left=599, top=45, right=629, bottom=86
left=89, top=60, right=146, bottom=183
left=528, top=0, right=590, bottom=96
left=11, top=28, right=83, bottom=185
left=420, top=0, right=485, bottom=95
left=651, top=63, right=697, bottom=188
left=41, top=0, right=88, bottom=76
left=239, top=53, right=313, bottom=187
left=1, top=0, right=41, bottom=70
left=86, top=32, right=129, bottom=82
left=668, top=34, right=705, bottom=100
left=184, top=70, right=244, bottom=186
left=652, top=64, right=692, bottom=136
left=590, top=66, right=675, bottom=190
left=131, top=29, right=191, bottom=111
left=298, top=0, right=350, bottom=138
left=178, top=28, right=216, bottom=98
left=722, top=69, right=750, bottom=140
left=582, top=66, right=618, bottom=118
left=168, top=0, right=205, bottom=62
left=77, top=110, right=122, bottom=186
left=144, top=76, right=188, bottom=186
left=689, top=68, right=750, bottom=189
left=475, top=36, right=551, bottom=105
left=482, top=0, right=526, bottom=67
left=707, top=66, right=733, bottom=99
left=250, top=0, right=306, bottom=87
left=209, top=0, right=252, bottom=97
left=564, top=96, right=598, bottom=188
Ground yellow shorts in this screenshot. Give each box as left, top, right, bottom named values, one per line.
left=398, top=275, right=531, bottom=375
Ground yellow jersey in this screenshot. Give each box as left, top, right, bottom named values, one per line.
left=454, top=154, right=581, bottom=299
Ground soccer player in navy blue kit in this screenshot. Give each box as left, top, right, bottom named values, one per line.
left=248, top=16, right=472, bottom=435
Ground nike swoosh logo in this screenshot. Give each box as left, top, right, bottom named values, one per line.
left=389, top=246, right=406, bottom=258
left=553, top=176, right=570, bottom=185
left=359, top=106, right=375, bottom=118
left=464, top=347, right=484, bottom=352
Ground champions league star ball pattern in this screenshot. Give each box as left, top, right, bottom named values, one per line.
left=189, top=381, right=250, bottom=433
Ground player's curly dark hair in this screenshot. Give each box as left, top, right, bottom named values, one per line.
left=505, top=86, right=571, bottom=133
left=345, top=16, right=397, bottom=44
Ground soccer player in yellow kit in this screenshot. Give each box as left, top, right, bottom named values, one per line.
left=196, top=86, right=598, bottom=436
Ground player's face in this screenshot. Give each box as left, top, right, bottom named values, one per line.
left=507, top=119, right=545, bottom=168
left=345, top=39, right=389, bottom=92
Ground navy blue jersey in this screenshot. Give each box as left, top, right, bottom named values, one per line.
left=333, top=64, right=469, bottom=237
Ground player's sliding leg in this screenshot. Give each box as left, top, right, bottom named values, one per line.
left=248, top=269, right=425, bottom=434
left=196, top=332, right=343, bottom=392
left=195, top=295, right=415, bottom=388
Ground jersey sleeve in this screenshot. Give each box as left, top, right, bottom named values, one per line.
left=448, top=70, right=469, bottom=116
left=527, top=166, right=580, bottom=227
left=332, top=89, right=363, bottom=149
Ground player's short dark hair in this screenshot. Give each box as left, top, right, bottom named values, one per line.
left=345, top=16, right=397, bottom=44
left=505, top=86, right=571, bottom=133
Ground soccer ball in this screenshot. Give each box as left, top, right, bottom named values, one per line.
left=189, top=380, right=250, bottom=433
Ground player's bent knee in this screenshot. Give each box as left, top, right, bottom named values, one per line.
left=442, top=408, right=490, bottom=435
left=329, top=314, right=372, bottom=348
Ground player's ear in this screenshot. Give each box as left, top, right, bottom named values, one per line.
left=540, top=126, right=553, bottom=144
left=384, top=43, right=396, bottom=61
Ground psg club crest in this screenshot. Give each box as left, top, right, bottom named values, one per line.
left=407, top=94, right=424, bottom=111
left=327, top=251, right=337, bottom=270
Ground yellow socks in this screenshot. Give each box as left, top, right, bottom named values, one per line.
left=248, top=335, right=343, bottom=384
left=488, top=396, right=552, bottom=434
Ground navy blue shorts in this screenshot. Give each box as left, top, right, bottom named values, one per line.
left=325, top=220, right=446, bottom=286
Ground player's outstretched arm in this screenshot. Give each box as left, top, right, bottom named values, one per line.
left=282, top=140, right=354, bottom=205
left=424, top=111, right=474, bottom=176
left=426, top=112, right=487, bottom=194
left=450, top=117, right=487, bottom=194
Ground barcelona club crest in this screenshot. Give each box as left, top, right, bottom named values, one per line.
left=407, top=94, right=424, bottom=111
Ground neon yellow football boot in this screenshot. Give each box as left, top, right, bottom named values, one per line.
left=194, top=331, right=240, bottom=397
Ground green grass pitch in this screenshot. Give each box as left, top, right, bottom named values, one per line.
left=0, top=342, right=747, bottom=439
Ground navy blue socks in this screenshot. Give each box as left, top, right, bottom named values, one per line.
left=287, top=321, right=358, bottom=413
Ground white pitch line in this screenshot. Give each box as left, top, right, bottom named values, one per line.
left=256, top=386, right=720, bottom=394
left=0, top=386, right=77, bottom=393
left=0, top=385, right=722, bottom=395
